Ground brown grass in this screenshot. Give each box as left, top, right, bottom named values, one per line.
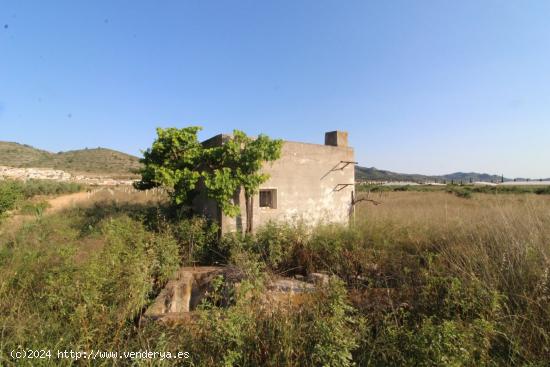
left=354, top=191, right=550, bottom=360
left=0, top=187, right=168, bottom=241
left=356, top=191, right=550, bottom=285
left=356, top=191, right=549, bottom=250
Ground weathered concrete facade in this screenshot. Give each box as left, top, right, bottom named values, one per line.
left=193, top=131, right=355, bottom=233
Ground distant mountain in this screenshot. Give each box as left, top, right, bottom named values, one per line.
left=355, top=166, right=507, bottom=183
left=354, top=166, right=434, bottom=182
left=1, top=141, right=543, bottom=182
left=0, top=141, right=141, bottom=177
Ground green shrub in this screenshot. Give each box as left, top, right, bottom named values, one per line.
left=0, top=180, right=24, bottom=216
left=356, top=184, right=390, bottom=192
left=181, top=278, right=358, bottom=367
left=173, top=216, right=219, bottom=264
left=393, top=185, right=411, bottom=191
left=0, top=211, right=180, bottom=361
left=535, top=186, right=550, bottom=195
left=356, top=315, right=495, bottom=366
left=469, top=185, right=535, bottom=195
left=356, top=184, right=414, bottom=193
left=0, top=179, right=84, bottom=220
left=252, top=221, right=308, bottom=270
left=19, top=179, right=83, bottom=198
left=18, top=200, right=50, bottom=216
left=447, top=186, right=473, bottom=198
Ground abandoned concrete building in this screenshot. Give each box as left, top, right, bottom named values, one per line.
left=193, top=131, right=356, bottom=233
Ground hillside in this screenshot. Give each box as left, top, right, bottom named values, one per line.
left=0, top=141, right=141, bottom=177
left=0, top=141, right=540, bottom=182
left=355, top=166, right=507, bottom=183
left=0, top=142, right=52, bottom=167
left=355, top=166, right=433, bottom=182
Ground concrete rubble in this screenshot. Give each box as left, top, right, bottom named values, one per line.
left=144, top=267, right=227, bottom=322
left=144, top=266, right=326, bottom=322
left=306, top=272, right=330, bottom=285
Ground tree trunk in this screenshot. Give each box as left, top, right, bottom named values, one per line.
left=245, top=193, right=253, bottom=233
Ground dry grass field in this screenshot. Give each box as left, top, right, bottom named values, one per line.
left=351, top=191, right=550, bottom=363
left=357, top=191, right=550, bottom=244
left=355, top=191, right=550, bottom=303
left=1, top=189, right=549, bottom=366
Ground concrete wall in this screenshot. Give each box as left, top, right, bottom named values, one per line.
left=222, top=140, right=355, bottom=233
left=192, top=181, right=221, bottom=224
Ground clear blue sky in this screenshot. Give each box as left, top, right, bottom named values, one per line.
left=1, top=1, right=549, bottom=178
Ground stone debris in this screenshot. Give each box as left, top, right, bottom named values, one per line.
left=268, top=278, right=315, bottom=293
left=144, top=267, right=331, bottom=323
left=0, top=166, right=137, bottom=186
left=72, top=175, right=137, bottom=186
left=144, top=267, right=228, bottom=322
left=307, top=272, right=330, bottom=285
left=0, top=166, right=72, bottom=181
left=263, top=277, right=316, bottom=308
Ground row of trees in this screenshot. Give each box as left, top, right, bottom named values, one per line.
left=136, top=127, right=282, bottom=232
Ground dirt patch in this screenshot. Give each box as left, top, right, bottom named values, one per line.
left=0, top=190, right=102, bottom=238
left=45, top=191, right=96, bottom=213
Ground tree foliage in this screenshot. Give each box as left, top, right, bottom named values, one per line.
left=137, top=127, right=282, bottom=223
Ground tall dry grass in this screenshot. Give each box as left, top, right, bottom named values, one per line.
left=356, top=192, right=550, bottom=289
left=354, top=191, right=550, bottom=362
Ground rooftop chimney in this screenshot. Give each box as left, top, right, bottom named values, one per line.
left=324, top=131, right=348, bottom=147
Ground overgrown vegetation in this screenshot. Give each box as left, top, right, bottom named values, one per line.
left=1, top=189, right=549, bottom=365
left=358, top=182, right=550, bottom=198
left=0, top=179, right=83, bottom=219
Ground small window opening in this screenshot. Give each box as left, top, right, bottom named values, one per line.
left=259, top=189, right=277, bottom=209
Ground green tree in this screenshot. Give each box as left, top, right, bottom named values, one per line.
left=135, top=127, right=204, bottom=205
left=216, top=130, right=282, bottom=232
left=136, top=127, right=282, bottom=232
